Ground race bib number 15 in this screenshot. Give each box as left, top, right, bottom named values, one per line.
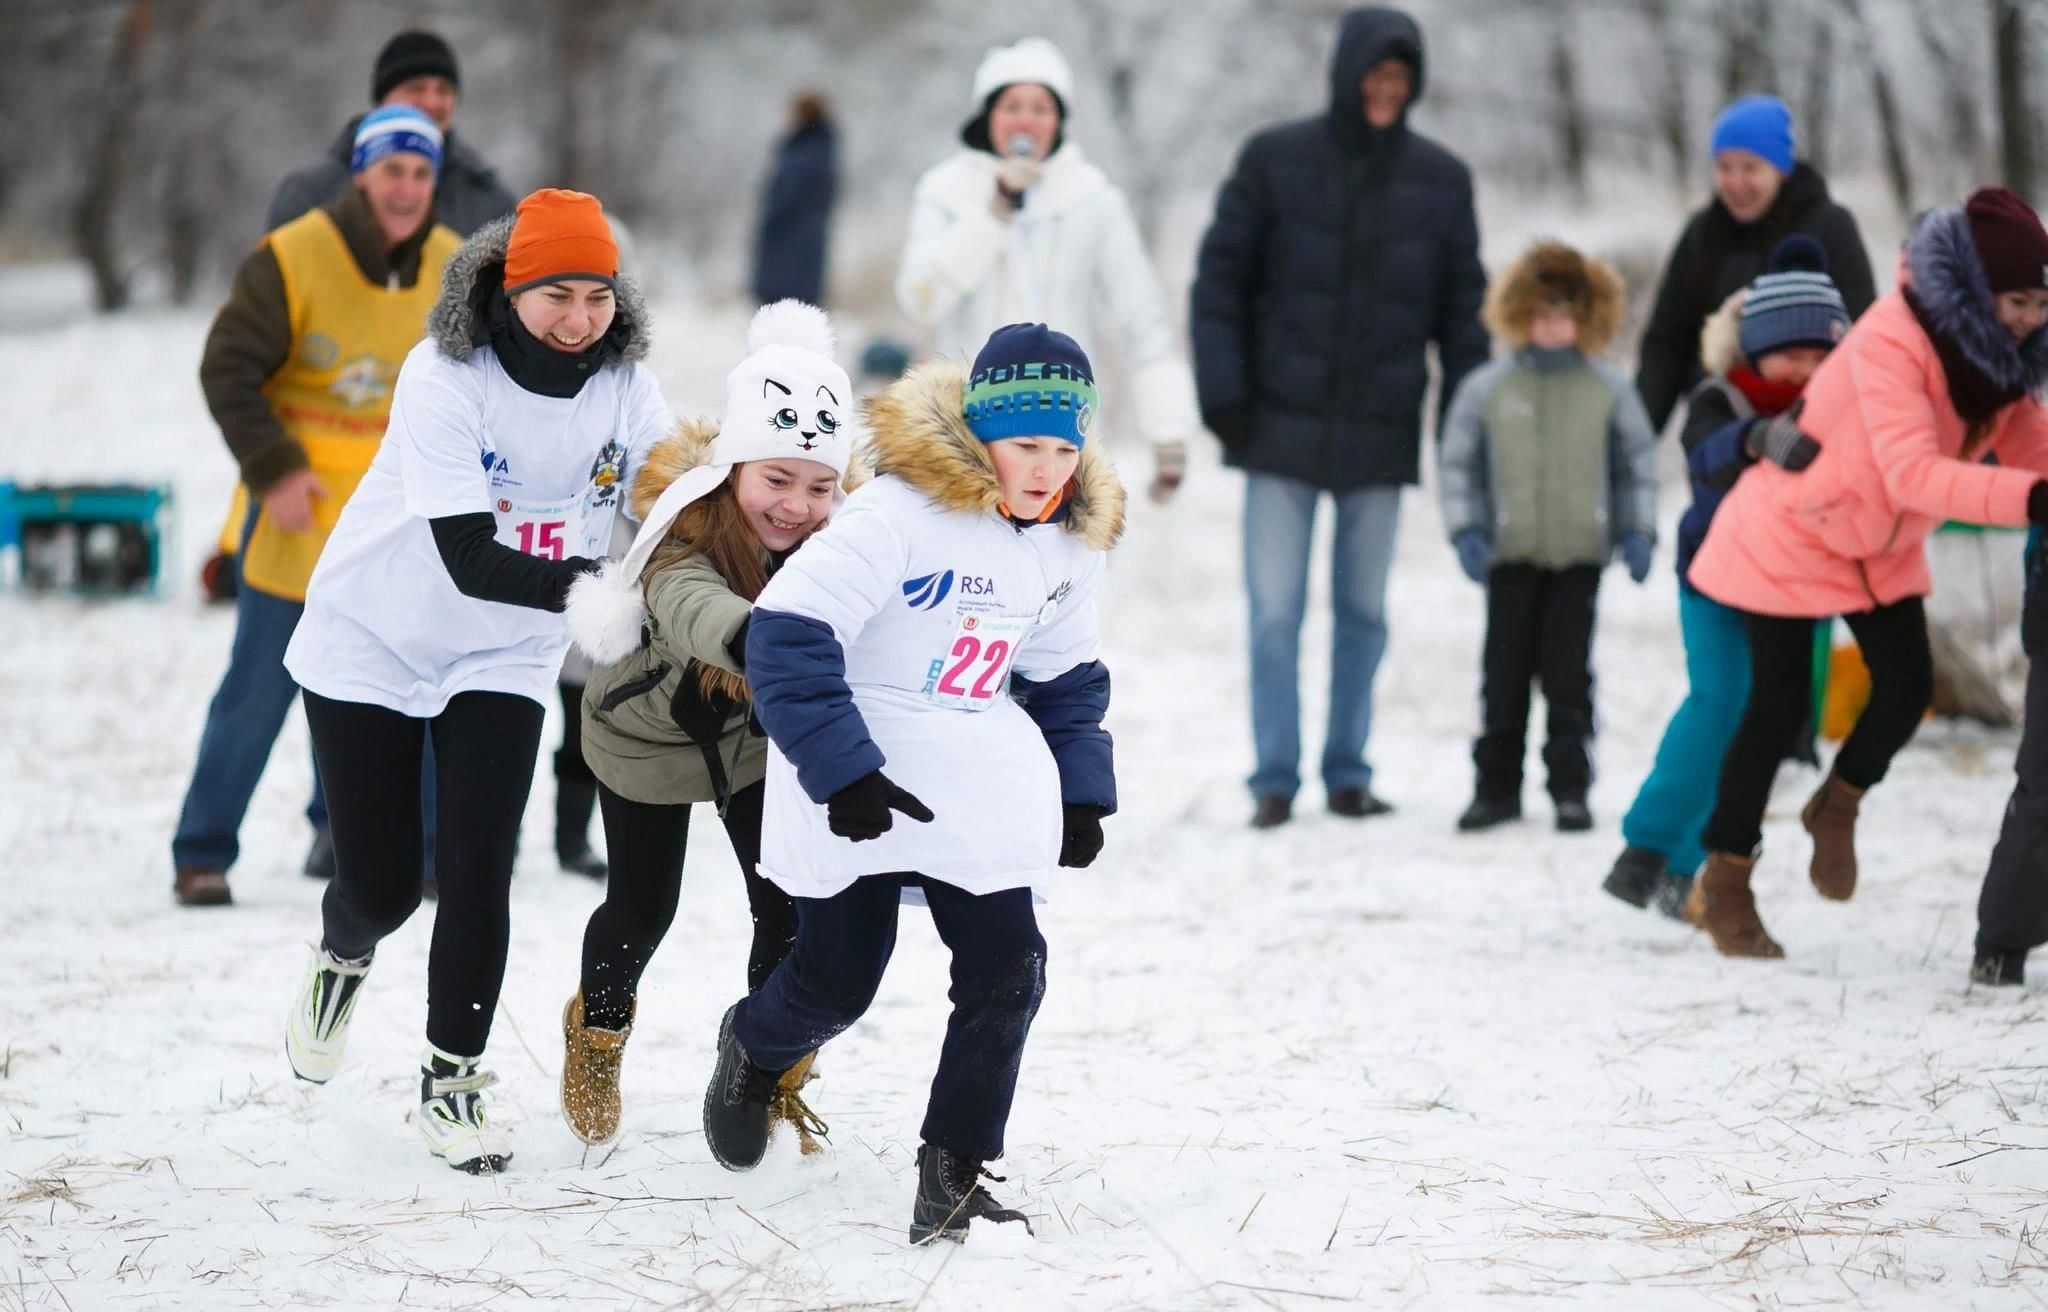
left=497, top=493, right=585, bottom=561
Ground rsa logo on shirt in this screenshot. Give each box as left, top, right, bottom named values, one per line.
left=479, top=448, right=523, bottom=491
left=903, top=571, right=997, bottom=611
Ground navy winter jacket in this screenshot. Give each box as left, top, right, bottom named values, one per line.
left=1189, top=6, right=1490, bottom=492
left=752, top=121, right=838, bottom=307
left=1675, top=377, right=1759, bottom=584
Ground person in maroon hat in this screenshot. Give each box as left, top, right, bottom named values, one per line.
left=1680, top=187, right=2048, bottom=961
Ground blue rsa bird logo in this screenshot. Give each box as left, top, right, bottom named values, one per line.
left=902, top=570, right=955, bottom=611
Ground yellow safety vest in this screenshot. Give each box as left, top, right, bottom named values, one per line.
left=239, top=210, right=459, bottom=601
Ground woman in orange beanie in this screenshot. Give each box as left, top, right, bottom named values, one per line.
left=279, top=189, right=677, bottom=1174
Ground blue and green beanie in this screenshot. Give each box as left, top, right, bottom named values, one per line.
left=963, top=323, right=1098, bottom=447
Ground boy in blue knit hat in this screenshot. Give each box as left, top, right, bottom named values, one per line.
left=700, top=323, right=1125, bottom=1245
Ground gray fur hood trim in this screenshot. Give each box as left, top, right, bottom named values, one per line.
left=1904, top=205, right=2048, bottom=396
left=426, top=215, right=651, bottom=364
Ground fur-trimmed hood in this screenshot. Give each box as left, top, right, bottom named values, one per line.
left=1699, top=287, right=1748, bottom=377
left=1482, top=241, right=1625, bottom=356
left=1903, top=205, right=2048, bottom=396
left=861, top=358, right=1125, bottom=552
left=425, top=214, right=651, bottom=365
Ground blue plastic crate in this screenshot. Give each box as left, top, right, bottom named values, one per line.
left=0, top=480, right=177, bottom=596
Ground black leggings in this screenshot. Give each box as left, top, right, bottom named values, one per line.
left=577, top=780, right=795, bottom=1030
left=306, top=689, right=544, bottom=1057
left=1702, top=596, right=1934, bottom=856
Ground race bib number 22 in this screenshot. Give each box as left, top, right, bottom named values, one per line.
left=927, top=611, right=1031, bottom=711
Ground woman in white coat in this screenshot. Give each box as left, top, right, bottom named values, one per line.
left=895, top=36, right=1197, bottom=503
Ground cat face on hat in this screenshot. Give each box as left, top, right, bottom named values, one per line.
left=751, top=352, right=844, bottom=456
left=714, top=301, right=856, bottom=475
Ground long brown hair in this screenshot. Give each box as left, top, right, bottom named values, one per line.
left=642, top=478, right=773, bottom=601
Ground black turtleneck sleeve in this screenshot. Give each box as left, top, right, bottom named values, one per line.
left=429, top=512, right=595, bottom=612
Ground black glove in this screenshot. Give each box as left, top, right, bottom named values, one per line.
left=2027, top=482, right=2048, bottom=528
left=1744, top=403, right=1820, bottom=472
left=825, top=769, right=935, bottom=842
left=726, top=616, right=751, bottom=670
left=668, top=662, right=740, bottom=744
left=1203, top=407, right=1251, bottom=451
left=1058, top=803, right=1105, bottom=868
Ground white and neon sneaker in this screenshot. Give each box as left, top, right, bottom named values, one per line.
left=413, top=1046, right=512, bottom=1174
left=285, top=944, right=372, bottom=1083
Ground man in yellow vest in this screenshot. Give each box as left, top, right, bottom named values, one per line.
left=171, top=106, right=460, bottom=907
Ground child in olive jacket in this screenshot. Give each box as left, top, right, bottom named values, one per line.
left=1439, top=241, right=1659, bottom=833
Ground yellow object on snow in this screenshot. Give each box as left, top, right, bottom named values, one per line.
left=1821, top=642, right=1871, bottom=742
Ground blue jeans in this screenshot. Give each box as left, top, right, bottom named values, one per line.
left=1620, top=581, right=1751, bottom=878
left=171, top=508, right=435, bottom=873
left=1243, top=473, right=1401, bottom=800
left=170, top=571, right=327, bottom=872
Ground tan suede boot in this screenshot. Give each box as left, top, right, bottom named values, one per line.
left=769, top=1050, right=829, bottom=1155
left=1684, top=852, right=1785, bottom=958
left=560, top=992, right=633, bottom=1146
left=1801, top=772, right=1866, bottom=902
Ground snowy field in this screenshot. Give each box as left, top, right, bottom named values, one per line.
left=4, top=304, right=2046, bottom=1311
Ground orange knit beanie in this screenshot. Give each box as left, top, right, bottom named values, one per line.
left=502, top=189, right=618, bottom=294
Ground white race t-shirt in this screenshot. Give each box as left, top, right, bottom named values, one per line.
left=752, top=474, right=1106, bottom=899
left=285, top=338, right=671, bottom=717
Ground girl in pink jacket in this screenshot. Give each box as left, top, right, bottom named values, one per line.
left=1686, top=187, right=2048, bottom=958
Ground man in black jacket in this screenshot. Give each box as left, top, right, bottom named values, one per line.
left=268, top=30, right=516, bottom=237
left=1191, top=6, right=1488, bottom=829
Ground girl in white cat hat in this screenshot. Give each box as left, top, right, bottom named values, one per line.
left=556, top=300, right=859, bottom=1151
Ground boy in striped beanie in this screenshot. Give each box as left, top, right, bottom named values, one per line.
left=1604, top=234, right=1849, bottom=919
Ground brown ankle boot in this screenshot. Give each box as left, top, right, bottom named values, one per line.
left=1684, top=852, right=1785, bottom=958
left=560, top=992, right=633, bottom=1146
left=1801, top=773, right=1865, bottom=901
left=770, top=1050, right=830, bottom=1155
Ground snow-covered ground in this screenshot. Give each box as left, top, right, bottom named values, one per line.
left=4, top=304, right=2045, bottom=1311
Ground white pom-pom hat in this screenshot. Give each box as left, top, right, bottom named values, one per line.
left=566, top=299, right=855, bottom=664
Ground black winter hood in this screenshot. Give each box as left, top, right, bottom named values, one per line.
left=1328, top=7, right=1425, bottom=151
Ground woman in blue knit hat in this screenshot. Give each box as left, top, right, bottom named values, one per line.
left=697, top=322, right=1124, bottom=1245
left=1636, top=95, right=1876, bottom=436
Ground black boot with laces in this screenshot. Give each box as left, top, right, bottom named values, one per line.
left=701, top=1003, right=786, bottom=1171
left=909, top=1143, right=1034, bottom=1244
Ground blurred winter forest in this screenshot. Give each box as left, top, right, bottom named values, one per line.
left=3, top=0, right=2042, bottom=318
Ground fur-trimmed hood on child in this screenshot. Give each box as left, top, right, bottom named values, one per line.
left=1482, top=241, right=1625, bottom=357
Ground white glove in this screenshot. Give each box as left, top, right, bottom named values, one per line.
left=996, top=155, right=1043, bottom=198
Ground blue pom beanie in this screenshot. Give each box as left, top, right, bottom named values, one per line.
left=1710, top=95, right=1795, bottom=175
left=351, top=105, right=443, bottom=175
left=962, top=323, right=1098, bottom=447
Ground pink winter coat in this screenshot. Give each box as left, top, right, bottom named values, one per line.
left=1691, top=208, right=2048, bottom=618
